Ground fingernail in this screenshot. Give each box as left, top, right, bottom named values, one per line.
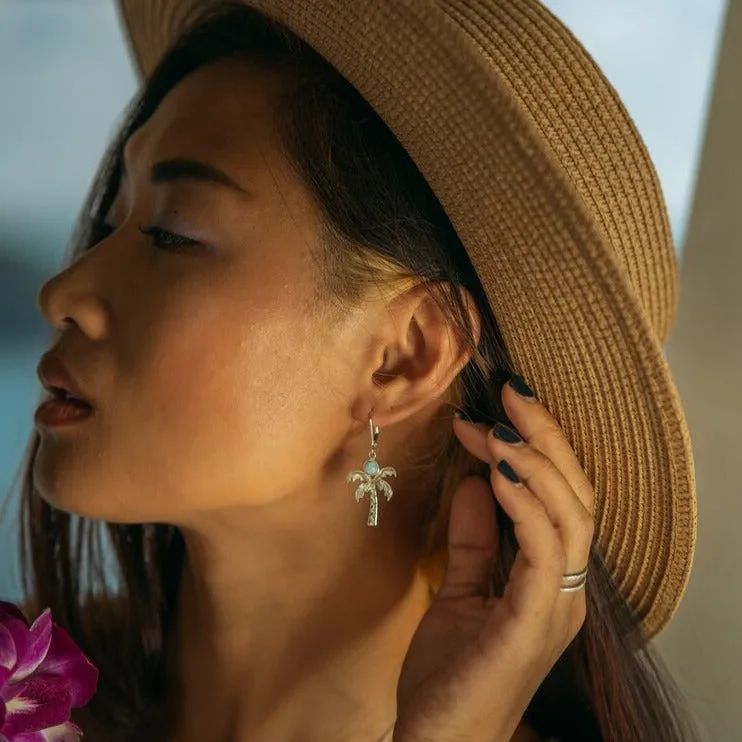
left=508, top=375, right=536, bottom=401
left=497, top=459, right=522, bottom=486
left=492, top=422, right=524, bottom=445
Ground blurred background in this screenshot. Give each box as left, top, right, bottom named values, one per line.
left=0, top=0, right=738, bottom=738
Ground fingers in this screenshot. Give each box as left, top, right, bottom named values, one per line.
left=454, top=381, right=595, bottom=519
left=486, top=426, right=593, bottom=573
left=452, top=376, right=595, bottom=596
left=487, top=459, right=568, bottom=615
left=501, top=378, right=595, bottom=518
left=487, top=430, right=592, bottom=638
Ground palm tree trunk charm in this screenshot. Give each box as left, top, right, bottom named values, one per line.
left=346, top=413, right=397, bottom=527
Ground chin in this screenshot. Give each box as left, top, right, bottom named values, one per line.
left=31, top=445, right=134, bottom=523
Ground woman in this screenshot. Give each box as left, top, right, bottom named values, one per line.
left=10, top=0, right=700, bottom=740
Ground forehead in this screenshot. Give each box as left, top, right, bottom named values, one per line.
left=124, top=57, right=288, bottom=181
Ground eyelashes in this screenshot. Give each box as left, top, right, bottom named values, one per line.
left=89, top=220, right=205, bottom=254
left=136, top=224, right=203, bottom=253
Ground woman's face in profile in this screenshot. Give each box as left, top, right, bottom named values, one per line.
left=34, top=57, right=377, bottom=524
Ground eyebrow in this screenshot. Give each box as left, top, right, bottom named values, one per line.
left=119, top=156, right=252, bottom=198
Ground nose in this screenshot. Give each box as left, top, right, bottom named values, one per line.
left=37, top=258, right=110, bottom=341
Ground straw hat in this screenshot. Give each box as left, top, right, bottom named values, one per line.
left=115, top=0, right=697, bottom=638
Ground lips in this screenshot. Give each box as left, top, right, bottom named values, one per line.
left=50, top=388, right=89, bottom=405
left=37, top=353, right=94, bottom=408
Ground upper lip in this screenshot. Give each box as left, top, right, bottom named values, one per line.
left=37, top=352, right=94, bottom=408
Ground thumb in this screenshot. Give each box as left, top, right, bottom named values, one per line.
left=436, top=474, right=499, bottom=600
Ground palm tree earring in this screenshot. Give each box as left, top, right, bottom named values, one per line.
left=346, top=410, right=397, bottom=527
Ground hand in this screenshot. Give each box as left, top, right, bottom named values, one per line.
left=393, top=378, right=595, bottom=742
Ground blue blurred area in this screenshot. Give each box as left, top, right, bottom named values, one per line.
left=0, top=0, right=727, bottom=600
left=0, top=2, right=136, bottom=599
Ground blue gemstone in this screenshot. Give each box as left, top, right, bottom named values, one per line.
left=364, top=460, right=380, bottom=476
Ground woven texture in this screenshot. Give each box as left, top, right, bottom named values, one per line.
left=115, top=0, right=697, bottom=638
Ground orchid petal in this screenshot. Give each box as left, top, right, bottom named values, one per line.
left=0, top=619, right=30, bottom=677
left=2, top=675, right=71, bottom=736
left=0, top=603, right=28, bottom=627
left=14, top=611, right=53, bottom=682
left=37, top=627, right=98, bottom=708
left=12, top=721, right=82, bottom=742
left=0, top=626, right=17, bottom=675
left=0, top=697, right=6, bottom=728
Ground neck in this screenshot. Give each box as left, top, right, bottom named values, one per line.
left=165, top=502, right=432, bottom=742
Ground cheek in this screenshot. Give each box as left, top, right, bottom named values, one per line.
left=111, top=290, right=334, bottom=518
left=32, top=271, right=346, bottom=524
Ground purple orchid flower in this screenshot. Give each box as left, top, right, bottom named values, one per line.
left=0, top=601, right=98, bottom=742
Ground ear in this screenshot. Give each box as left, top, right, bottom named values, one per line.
left=350, top=283, right=481, bottom=429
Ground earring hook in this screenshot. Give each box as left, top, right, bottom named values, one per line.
left=368, top=408, right=379, bottom=452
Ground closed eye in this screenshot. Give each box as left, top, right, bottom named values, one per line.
left=87, top=220, right=206, bottom=254
left=137, top=224, right=203, bottom=253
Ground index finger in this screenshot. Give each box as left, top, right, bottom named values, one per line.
left=502, top=376, right=595, bottom=517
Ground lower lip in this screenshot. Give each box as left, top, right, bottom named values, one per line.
left=34, top=399, right=94, bottom=428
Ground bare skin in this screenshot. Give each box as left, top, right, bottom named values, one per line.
left=37, top=57, right=544, bottom=741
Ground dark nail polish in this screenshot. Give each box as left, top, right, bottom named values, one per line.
left=497, top=459, right=521, bottom=485
left=508, top=375, right=535, bottom=400
left=492, top=422, right=523, bottom=444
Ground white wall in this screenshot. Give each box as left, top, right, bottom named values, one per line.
left=655, top=1, right=742, bottom=739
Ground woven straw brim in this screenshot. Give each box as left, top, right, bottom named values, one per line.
left=116, top=0, right=696, bottom=638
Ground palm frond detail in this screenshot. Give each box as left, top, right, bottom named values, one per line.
left=346, top=461, right=398, bottom=526
left=378, top=479, right=394, bottom=501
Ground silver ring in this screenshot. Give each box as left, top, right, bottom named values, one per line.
left=559, top=565, right=588, bottom=592
left=559, top=580, right=587, bottom=593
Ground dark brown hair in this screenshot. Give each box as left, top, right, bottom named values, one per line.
left=8, top=4, right=700, bottom=740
